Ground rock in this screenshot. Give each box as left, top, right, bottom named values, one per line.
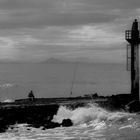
left=0, top=118, right=8, bottom=133
left=26, top=117, right=35, bottom=124
left=61, top=119, right=73, bottom=127
left=43, top=122, right=60, bottom=129
left=125, top=100, right=140, bottom=112
left=0, top=104, right=59, bottom=131
left=28, top=121, right=61, bottom=129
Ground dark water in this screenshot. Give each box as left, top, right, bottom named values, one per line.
left=0, top=63, right=130, bottom=101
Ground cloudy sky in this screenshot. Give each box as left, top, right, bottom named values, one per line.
left=0, top=0, right=139, bottom=63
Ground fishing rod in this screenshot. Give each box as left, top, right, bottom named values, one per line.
left=69, top=62, right=79, bottom=97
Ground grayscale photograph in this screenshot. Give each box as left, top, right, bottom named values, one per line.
left=0, top=0, right=140, bottom=140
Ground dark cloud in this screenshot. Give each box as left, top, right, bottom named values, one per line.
left=0, top=0, right=138, bottom=29
left=80, top=0, right=140, bottom=9
left=0, top=11, right=119, bottom=29
left=0, top=0, right=53, bottom=10
left=0, top=0, right=139, bottom=10
left=0, top=0, right=138, bottom=62
left=77, top=45, right=125, bottom=51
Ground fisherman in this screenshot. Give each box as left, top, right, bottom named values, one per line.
left=28, top=90, right=35, bottom=101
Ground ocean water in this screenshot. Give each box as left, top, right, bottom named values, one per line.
left=0, top=104, right=140, bottom=140
left=0, top=62, right=130, bottom=101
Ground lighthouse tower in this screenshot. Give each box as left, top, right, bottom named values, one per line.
left=125, top=19, right=140, bottom=101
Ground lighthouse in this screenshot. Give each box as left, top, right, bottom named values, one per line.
left=125, top=19, right=140, bottom=101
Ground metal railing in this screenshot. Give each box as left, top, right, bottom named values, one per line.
left=125, top=30, right=140, bottom=40
left=125, top=30, right=132, bottom=40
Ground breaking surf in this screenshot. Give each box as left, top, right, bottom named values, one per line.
left=0, top=103, right=140, bottom=140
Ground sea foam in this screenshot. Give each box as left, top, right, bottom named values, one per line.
left=53, top=103, right=133, bottom=126
left=1, top=104, right=140, bottom=140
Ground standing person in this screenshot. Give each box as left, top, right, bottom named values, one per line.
left=28, top=90, right=35, bottom=101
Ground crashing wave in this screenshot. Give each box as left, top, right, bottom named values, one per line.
left=53, top=103, right=137, bottom=129
left=0, top=83, right=14, bottom=89
left=0, top=104, right=140, bottom=140
left=2, top=99, right=14, bottom=103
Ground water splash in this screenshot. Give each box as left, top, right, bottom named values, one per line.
left=0, top=83, right=14, bottom=89
left=2, top=99, right=14, bottom=103
left=53, top=103, right=136, bottom=127
left=1, top=104, right=140, bottom=140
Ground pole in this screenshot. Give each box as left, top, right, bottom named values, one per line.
left=131, top=44, right=139, bottom=100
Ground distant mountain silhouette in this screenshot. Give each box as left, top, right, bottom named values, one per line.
left=44, top=58, right=91, bottom=64
left=43, top=58, right=106, bottom=64
left=44, top=58, right=68, bottom=64
left=44, top=57, right=104, bottom=64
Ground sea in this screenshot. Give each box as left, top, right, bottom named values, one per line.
left=0, top=62, right=139, bottom=140
left=0, top=62, right=130, bottom=101
left=0, top=104, right=140, bottom=140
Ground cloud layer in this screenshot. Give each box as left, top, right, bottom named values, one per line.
left=0, top=0, right=139, bottom=62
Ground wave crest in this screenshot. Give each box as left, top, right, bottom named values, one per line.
left=53, top=103, right=132, bottom=126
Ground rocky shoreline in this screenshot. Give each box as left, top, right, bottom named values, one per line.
left=0, top=97, right=83, bottom=133
left=0, top=94, right=140, bottom=133
left=0, top=104, right=60, bottom=133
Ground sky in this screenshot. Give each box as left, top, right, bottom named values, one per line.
left=0, top=0, right=140, bottom=63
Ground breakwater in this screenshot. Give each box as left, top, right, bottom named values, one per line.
left=0, top=103, right=59, bottom=132
left=0, top=95, right=140, bottom=133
